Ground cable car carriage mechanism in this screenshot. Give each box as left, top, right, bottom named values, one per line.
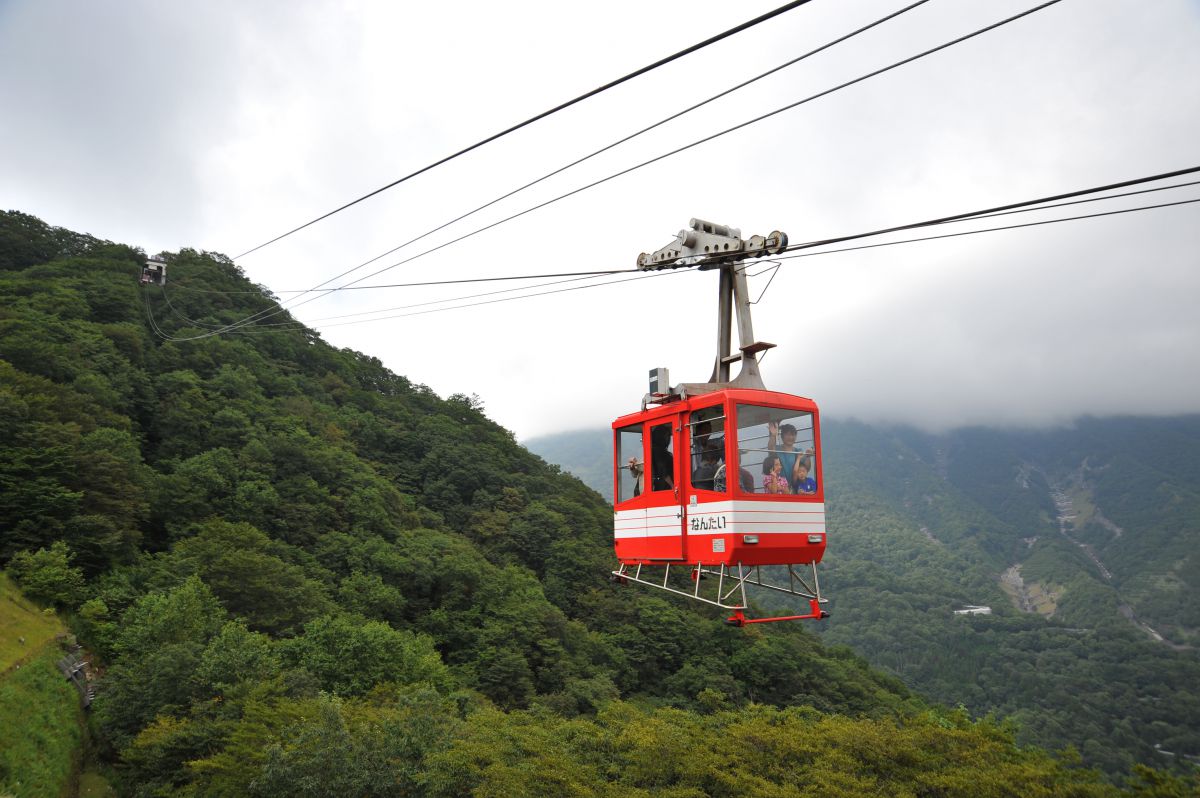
left=611, top=219, right=829, bottom=626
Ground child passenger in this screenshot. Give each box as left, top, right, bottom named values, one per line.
left=792, top=458, right=818, bottom=494
left=762, top=455, right=790, bottom=495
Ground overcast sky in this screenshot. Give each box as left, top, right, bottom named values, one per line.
left=3, top=0, right=1198, bottom=439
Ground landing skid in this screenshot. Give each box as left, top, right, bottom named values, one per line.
left=611, top=561, right=829, bottom=626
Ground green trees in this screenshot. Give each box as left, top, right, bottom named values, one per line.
left=0, top=383, right=84, bottom=557
left=5, top=540, right=84, bottom=608
left=282, top=615, right=451, bottom=696
left=3, top=210, right=1191, bottom=795
left=171, top=520, right=333, bottom=634
left=421, top=703, right=1126, bottom=798
left=252, top=696, right=411, bottom=798
left=94, top=578, right=228, bottom=747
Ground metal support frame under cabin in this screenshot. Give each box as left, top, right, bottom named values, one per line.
left=611, top=560, right=828, bottom=626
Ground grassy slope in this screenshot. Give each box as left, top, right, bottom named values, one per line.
left=1, top=573, right=64, bottom=671
left=0, top=575, right=82, bottom=798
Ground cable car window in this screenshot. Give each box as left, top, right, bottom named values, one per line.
left=648, top=422, right=675, bottom=492
left=616, top=424, right=644, bottom=501
left=735, top=404, right=818, bottom=496
left=688, top=406, right=726, bottom=492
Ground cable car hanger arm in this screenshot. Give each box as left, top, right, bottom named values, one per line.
left=637, top=219, right=787, bottom=399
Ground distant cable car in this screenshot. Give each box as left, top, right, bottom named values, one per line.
left=610, top=219, right=828, bottom=626
left=140, top=256, right=167, bottom=286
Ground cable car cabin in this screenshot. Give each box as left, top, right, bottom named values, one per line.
left=613, top=388, right=825, bottom=567
left=611, top=387, right=828, bottom=625
left=611, top=218, right=827, bottom=625
left=140, top=257, right=167, bottom=286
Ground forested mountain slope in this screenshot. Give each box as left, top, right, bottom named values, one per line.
left=524, top=418, right=1200, bottom=779
left=820, top=421, right=1200, bottom=778
left=4, top=209, right=1178, bottom=795
left=925, top=418, right=1200, bottom=645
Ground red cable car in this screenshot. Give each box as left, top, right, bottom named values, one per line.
left=610, top=220, right=828, bottom=626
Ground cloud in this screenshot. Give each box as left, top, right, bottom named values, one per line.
left=0, top=2, right=252, bottom=244
left=2, top=0, right=1198, bottom=439
left=771, top=205, right=1200, bottom=431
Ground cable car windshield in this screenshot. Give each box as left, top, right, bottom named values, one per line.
left=735, top=403, right=819, bottom=496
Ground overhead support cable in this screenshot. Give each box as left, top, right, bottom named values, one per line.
left=307, top=196, right=1200, bottom=327
left=151, top=270, right=688, bottom=337
left=777, top=165, right=1200, bottom=256
left=231, top=272, right=627, bottom=328
left=157, top=284, right=286, bottom=331
left=232, top=0, right=819, bottom=260
left=937, top=178, right=1200, bottom=223
left=313, top=269, right=689, bottom=329
left=168, top=268, right=635, bottom=295
left=771, top=196, right=1200, bottom=262
left=143, top=190, right=1200, bottom=340
left=190, top=0, right=1061, bottom=342
left=153, top=271, right=632, bottom=335
left=252, top=0, right=932, bottom=313
left=214, top=0, right=1060, bottom=339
